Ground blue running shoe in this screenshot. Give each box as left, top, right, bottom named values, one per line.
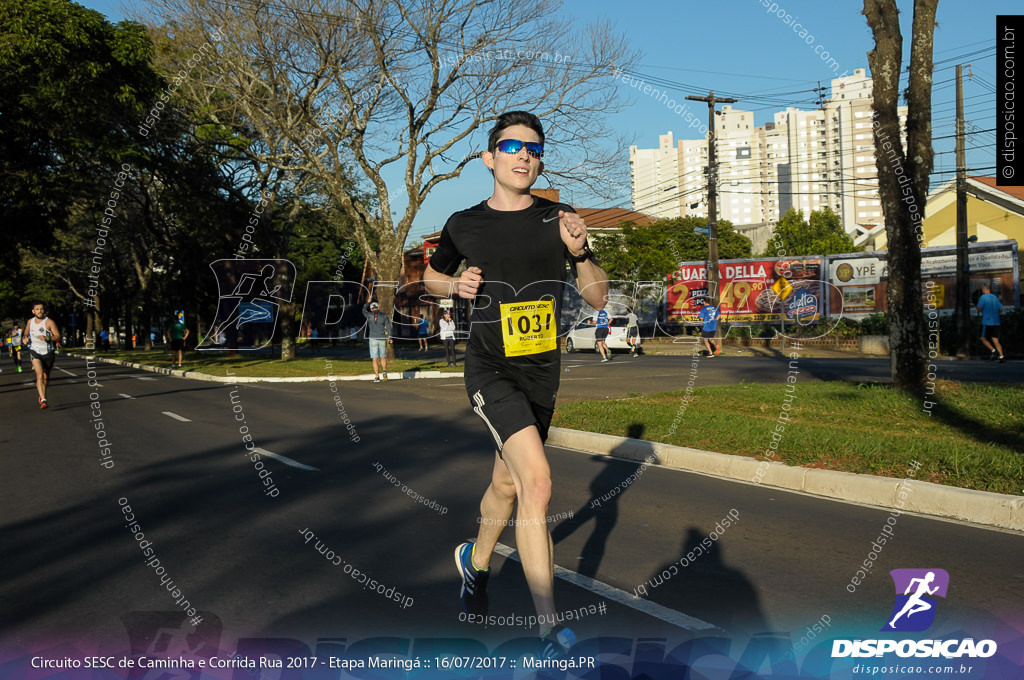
left=454, top=542, right=489, bottom=616
left=539, top=625, right=577, bottom=660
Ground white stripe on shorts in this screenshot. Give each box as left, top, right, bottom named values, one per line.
left=472, top=389, right=504, bottom=452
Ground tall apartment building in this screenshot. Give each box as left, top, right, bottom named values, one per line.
left=629, top=68, right=906, bottom=242
left=628, top=132, right=681, bottom=219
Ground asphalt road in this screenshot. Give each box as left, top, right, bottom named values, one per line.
left=395, top=344, right=1024, bottom=403
left=2, top=353, right=1022, bottom=675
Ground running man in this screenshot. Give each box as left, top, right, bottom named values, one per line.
left=423, top=111, right=608, bottom=656
left=698, top=299, right=721, bottom=357
left=888, top=571, right=939, bottom=628
left=976, top=284, right=1005, bottom=363
left=8, top=322, right=24, bottom=372
left=593, top=307, right=611, bottom=362
left=626, top=309, right=639, bottom=357
left=23, top=302, right=60, bottom=408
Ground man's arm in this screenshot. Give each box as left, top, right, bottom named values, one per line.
left=557, top=210, right=608, bottom=310
left=423, top=263, right=483, bottom=300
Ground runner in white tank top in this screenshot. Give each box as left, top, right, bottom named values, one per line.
left=23, top=302, right=61, bottom=409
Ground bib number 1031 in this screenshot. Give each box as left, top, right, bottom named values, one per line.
left=501, top=300, right=556, bottom=357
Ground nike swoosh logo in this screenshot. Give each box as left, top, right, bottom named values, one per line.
left=542, top=215, right=560, bottom=223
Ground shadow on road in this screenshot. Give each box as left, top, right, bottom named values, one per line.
left=643, top=526, right=768, bottom=635
left=551, top=424, right=654, bottom=580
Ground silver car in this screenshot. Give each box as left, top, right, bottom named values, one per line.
left=564, top=316, right=641, bottom=353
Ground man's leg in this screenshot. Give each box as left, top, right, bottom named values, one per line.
left=32, top=358, right=46, bottom=401
left=371, top=356, right=381, bottom=377
left=991, top=337, right=1004, bottom=357
left=471, top=451, right=518, bottom=570
left=493, top=426, right=556, bottom=628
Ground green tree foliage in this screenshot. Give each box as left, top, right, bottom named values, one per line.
left=764, top=207, right=858, bottom=256
left=0, top=0, right=161, bottom=318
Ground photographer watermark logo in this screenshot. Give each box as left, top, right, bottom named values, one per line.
left=883, top=568, right=949, bottom=632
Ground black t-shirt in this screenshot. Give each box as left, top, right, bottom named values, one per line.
left=430, top=196, right=575, bottom=367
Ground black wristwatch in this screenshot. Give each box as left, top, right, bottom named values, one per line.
left=568, top=242, right=594, bottom=263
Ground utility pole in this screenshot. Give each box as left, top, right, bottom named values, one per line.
left=686, top=90, right=737, bottom=307
left=954, top=64, right=970, bottom=357
left=813, top=81, right=827, bottom=109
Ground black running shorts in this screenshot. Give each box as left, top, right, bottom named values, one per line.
left=171, top=338, right=185, bottom=351
left=981, top=325, right=1000, bottom=340
left=701, top=329, right=716, bottom=338
left=29, top=350, right=55, bottom=372
left=464, top=349, right=559, bottom=454
left=595, top=327, right=609, bottom=341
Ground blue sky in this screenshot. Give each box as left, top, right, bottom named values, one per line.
left=79, top=0, right=1011, bottom=240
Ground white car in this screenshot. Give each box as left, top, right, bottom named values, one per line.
left=564, top=316, right=641, bottom=353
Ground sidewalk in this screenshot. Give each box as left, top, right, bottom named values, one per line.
left=547, top=428, right=1024, bottom=533
left=67, top=351, right=463, bottom=383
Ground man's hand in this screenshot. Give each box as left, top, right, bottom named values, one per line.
left=459, top=266, right=484, bottom=299
left=558, top=210, right=588, bottom=256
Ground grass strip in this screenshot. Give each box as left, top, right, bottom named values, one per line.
left=551, top=381, right=1024, bottom=496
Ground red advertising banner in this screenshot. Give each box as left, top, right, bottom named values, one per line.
left=666, top=257, right=825, bottom=324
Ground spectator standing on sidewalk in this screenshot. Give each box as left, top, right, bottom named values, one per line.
left=417, top=313, right=429, bottom=351
left=167, top=312, right=189, bottom=367
left=439, top=310, right=457, bottom=366
left=362, top=301, right=393, bottom=382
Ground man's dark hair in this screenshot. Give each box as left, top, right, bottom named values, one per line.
left=487, top=111, right=545, bottom=151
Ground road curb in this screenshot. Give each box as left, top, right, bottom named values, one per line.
left=547, top=427, right=1024, bottom=533
left=68, top=353, right=464, bottom=383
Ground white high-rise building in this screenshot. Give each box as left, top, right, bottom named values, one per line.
left=629, top=132, right=681, bottom=219
left=628, top=67, right=906, bottom=243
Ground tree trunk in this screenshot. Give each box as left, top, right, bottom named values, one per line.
left=864, top=0, right=938, bottom=394
left=279, top=299, right=297, bottom=361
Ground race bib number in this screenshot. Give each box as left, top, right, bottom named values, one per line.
left=501, top=300, right=556, bottom=357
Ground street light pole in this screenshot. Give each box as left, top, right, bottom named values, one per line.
left=687, top=91, right=737, bottom=307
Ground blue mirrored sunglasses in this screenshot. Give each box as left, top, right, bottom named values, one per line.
left=495, top=139, right=544, bottom=159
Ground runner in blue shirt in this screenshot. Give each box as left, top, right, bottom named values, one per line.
left=976, top=284, right=1004, bottom=363
left=698, top=299, right=720, bottom=357
left=593, top=308, right=611, bottom=362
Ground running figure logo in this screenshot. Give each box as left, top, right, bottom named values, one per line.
left=198, top=259, right=295, bottom=350
left=883, top=568, right=950, bottom=632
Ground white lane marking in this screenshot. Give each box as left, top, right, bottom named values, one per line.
left=119, top=394, right=135, bottom=400
left=136, top=376, right=157, bottom=381
left=252, top=447, right=319, bottom=471
left=57, top=367, right=77, bottom=377
left=162, top=411, right=191, bottom=422
left=492, top=542, right=718, bottom=632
